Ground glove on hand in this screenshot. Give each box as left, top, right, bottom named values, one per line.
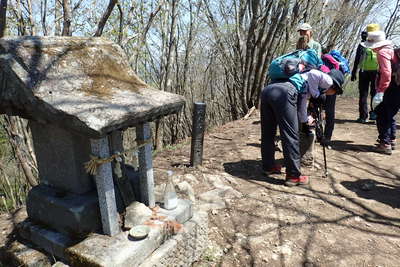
left=373, top=92, right=384, bottom=104
left=372, top=92, right=384, bottom=109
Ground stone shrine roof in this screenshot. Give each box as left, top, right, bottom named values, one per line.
left=0, top=36, right=185, bottom=138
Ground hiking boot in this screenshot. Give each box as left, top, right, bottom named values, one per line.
left=285, top=175, right=309, bottom=187
left=376, top=143, right=392, bottom=155
left=356, top=118, right=369, bottom=123
left=369, top=111, right=377, bottom=120
left=263, top=165, right=282, bottom=175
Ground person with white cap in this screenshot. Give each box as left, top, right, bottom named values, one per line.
left=297, top=23, right=322, bottom=57
left=363, top=30, right=398, bottom=155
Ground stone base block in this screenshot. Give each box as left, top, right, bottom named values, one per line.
left=0, top=239, right=53, bottom=267
left=158, top=199, right=193, bottom=224
left=18, top=220, right=77, bottom=260
left=67, top=201, right=206, bottom=267
left=139, top=210, right=208, bottom=267
left=27, top=185, right=101, bottom=236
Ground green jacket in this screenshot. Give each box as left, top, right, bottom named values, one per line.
left=308, top=39, right=322, bottom=57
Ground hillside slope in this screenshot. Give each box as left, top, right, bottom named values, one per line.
left=154, top=97, right=400, bottom=267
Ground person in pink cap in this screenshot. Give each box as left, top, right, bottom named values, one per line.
left=364, top=30, right=398, bottom=154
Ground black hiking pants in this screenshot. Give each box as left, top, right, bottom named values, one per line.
left=375, top=83, right=399, bottom=144
left=358, top=70, right=378, bottom=120
left=260, top=82, right=301, bottom=177
left=324, top=94, right=337, bottom=141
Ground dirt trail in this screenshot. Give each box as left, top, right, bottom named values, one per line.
left=155, top=97, right=400, bottom=267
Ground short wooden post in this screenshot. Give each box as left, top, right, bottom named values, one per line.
left=90, top=137, right=120, bottom=236
left=190, top=102, right=206, bottom=167
left=136, top=122, right=155, bottom=208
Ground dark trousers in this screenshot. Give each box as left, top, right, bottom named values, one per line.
left=324, top=94, right=336, bottom=141
left=375, top=83, right=399, bottom=144
left=358, top=70, right=378, bottom=120
left=260, top=82, right=301, bottom=177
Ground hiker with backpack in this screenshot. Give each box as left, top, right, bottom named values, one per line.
left=363, top=30, right=398, bottom=155
left=297, top=23, right=322, bottom=57
left=261, top=48, right=335, bottom=186
left=351, top=24, right=380, bottom=123
left=321, top=47, right=340, bottom=73
left=329, top=49, right=351, bottom=75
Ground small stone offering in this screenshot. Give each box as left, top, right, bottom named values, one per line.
left=129, top=225, right=150, bottom=240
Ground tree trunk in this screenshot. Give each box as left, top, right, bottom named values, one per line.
left=54, top=0, right=61, bottom=35
left=41, top=0, right=48, bottom=36
left=2, top=116, right=38, bottom=187
left=61, top=0, right=72, bottom=36
left=26, top=0, right=35, bottom=35
left=0, top=0, right=7, bottom=38
left=94, top=0, right=117, bottom=37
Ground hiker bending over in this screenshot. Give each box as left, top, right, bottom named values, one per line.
left=260, top=80, right=309, bottom=186
left=260, top=69, right=332, bottom=186
left=364, top=31, right=398, bottom=154
left=297, top=23, right=322, bottom=57
left=351, top=24, right=380, bottom=123
left=298, top=69, right=345, bottom=148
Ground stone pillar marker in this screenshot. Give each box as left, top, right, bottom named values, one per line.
left=137, top=122, right=155, bottom=208
left=90, top=138, right=120, bottom=236
left=190, top=102, right=206, bottom=167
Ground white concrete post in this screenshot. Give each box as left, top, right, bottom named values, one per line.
left=90, top=137, right=120, bottom=236
left=136, top=122, right=155, bottom=208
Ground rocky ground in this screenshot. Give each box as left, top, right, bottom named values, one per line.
left=0, top=97, right=399, bottom=267
left=153, top=97, right=400, bottom=267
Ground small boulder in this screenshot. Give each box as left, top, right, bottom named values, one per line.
left=125, top=201, right=152, bottom=229
left=176, top=181, right=196, bottom=203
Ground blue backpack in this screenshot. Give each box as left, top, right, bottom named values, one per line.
left=268, top=49, right=323, bottom=92
left=329, top=50, right=350, bottom=74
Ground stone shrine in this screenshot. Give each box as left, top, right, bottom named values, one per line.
left=0, top=36, right=207, bottom=266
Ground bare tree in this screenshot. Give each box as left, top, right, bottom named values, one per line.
left=385, top=0, right=400, bottom=39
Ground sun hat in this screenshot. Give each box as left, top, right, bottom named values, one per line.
left=328, top=69, right=345, bottom=90
left=366, top=23, right=380, bottom=32
left=363, top=31, right=392, bottom=49
left=297, top=23, right=312, bottom=31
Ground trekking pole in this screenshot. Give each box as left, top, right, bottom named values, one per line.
left=317, top=103, right=328, bottom=177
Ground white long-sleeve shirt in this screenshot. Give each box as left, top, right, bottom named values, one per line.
left=298, top=69, right=333, bottom=123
